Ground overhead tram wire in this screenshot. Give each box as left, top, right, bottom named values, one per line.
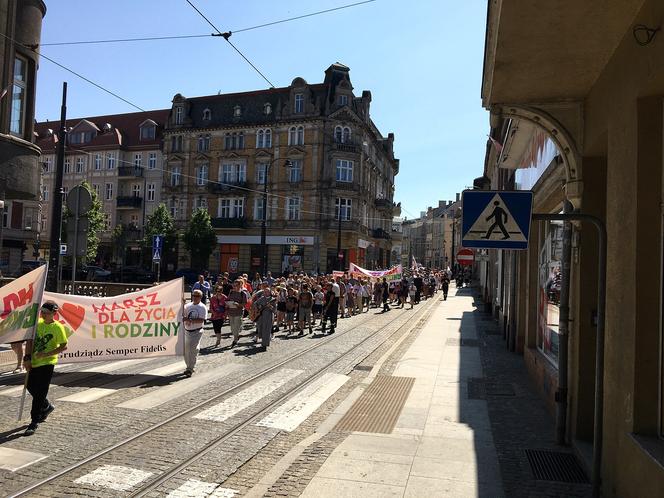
left=0, top=32, right=145, bottom=112
left=184, top=0, right=275, bottom=88
left=40, top=1, right=377, bottom=47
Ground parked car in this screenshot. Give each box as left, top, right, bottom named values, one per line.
left=111, top=266, right=156, bottom=284
left=81, top=265, right=112, bottom=281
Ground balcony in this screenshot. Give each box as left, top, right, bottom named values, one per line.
left=372, top=228, right=391, bottom=240
left=118, top=166, right=144, bottom=178
left=117, top=196, right=143, bottom=209
left=207, top=181, right=247, bottom=194
left=334, top=142, right=360, bottom=153
left=122, top=223, right=143, bottom=241
left=375, top=198, right=393, bottom=210
left=211, top=217, right=247, bottom=229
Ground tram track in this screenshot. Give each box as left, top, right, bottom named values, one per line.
left=8, top=298, right=439, bottom=497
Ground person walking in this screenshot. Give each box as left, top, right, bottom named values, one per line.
left=192, top=274, right=211, bottom=305
left=9, top=340, right=25, bottom=373
left=312, top=285, right=324, bottom=325
left=209, top=286, right=227, bottom=347
left=321, top=282, right=338, bottom=334
left=381, top=278, right=390, bottom=312
left=22, top=301, right=68, bottom=436
left=226, top=280, right=247, bottom=347
left=251, top=283, right=275, bottom=351
left=183, top=289, right=207, bottom=377
left=298, top=283, right=314, bottom=335
left=442, top=276, right=450, bottom=300
left=408, top=281, right=417, bottom=309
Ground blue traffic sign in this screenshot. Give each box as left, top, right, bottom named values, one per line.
left=461, top=190, right=533, bottom=250
left=152, top=234, right=163, bottom=261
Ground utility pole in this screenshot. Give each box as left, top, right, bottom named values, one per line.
left=46, top=82, right=67, bottom=292
left=336, top=203, right=342, bottom=271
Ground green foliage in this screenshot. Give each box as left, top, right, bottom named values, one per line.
left=183, top=208, right=216, bottom=270
left=144, top=203, right=176, bottom=251
left=61, top=182, right=104, bottom=263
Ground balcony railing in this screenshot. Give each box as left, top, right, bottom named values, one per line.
left=375, top=198, right=393, bottom=209
left=207, top=181, right=247, bottom=194
left=117, top=196, right=143, bottom=209
left=211, top=217, right=247, bottom=229
left=118, top=166, right=144, bottom=178
left=372, top=228, right=391, bottom=240
left=334, top=142, right=360, bottom=153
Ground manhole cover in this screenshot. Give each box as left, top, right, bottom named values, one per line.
left=525, top=449, right=588, bottom=483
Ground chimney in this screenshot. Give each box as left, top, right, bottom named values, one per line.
left=456, top=193, right=460, bottom=202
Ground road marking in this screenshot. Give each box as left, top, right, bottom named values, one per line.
left=73, top=464, right=153, bottom=491
left=57, top=362, right=185, bottom=403
left=194, top=369, right=303, bottom=423
left=167, top=479, right=238, bottom=497
left=0, top=358, right=157, bottom=397
left=0, top=448, right=48, bottom=472
left=257, top=372, right=349, bottom=432
left=116, top=363, right=242, bottom=410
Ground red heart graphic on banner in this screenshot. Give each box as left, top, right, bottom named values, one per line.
left=58, top=302, right=85, bottom=331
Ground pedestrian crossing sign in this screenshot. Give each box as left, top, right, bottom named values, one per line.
left=461, top=190, right=533, bottom=250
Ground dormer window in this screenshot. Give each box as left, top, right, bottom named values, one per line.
left=140, top=124, right=156, bottom=140
left=69, top=130, right=95, bottom=144
left=175, top=106, right=183, bottom=125
left=294, top=94, right=304, bottom=113
left=234, top=105, right=242, bottom=117
left=337, top=95, right=348, bottom=106
left=264, top=103, right=272, bottom=115
left=202, top=108, right=211, bottom=121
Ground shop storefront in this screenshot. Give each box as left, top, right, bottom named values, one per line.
left=217, top=235, right=314, bottom=276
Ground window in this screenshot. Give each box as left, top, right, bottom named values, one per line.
left=64, top=158, right=71, bottom=173
left=76, top=157, right=84, bottom=173
left=196, top=163, right=208, bottom=186
left=10, top=55, right=27, bottom=136
left=140, top=125, right=155, bottom=140
left=337, top=94, right=348, bottom=106
left=147, top=183, right=155, bottom=201
left=132, top=184, right=141, bottom=197
left=202, top=108, right=211, bottom=121
left=264, top=102, right=272, bottom=115
left=224, top=133, right=233, bottom=150
left=194, top=196, right=207, bottom=210
left=334, top=126, right=351, bottom=143
left=42, top=185, right=48, bottom=202
left=134, top=153, right=142, bottom=168
left=175, top=106, right=183, bottom=125
left=62, top=186, right=69, bottom=203
left=69, top=131, right=94, bottom=144
left=254, top=198, right=265, bottom=221
left=171, top=166, right=181, bottom=186
left=105, top=183, right=113, bottom=201
left=94, top=154, right=101, bottom=170
left=288, top=159, right=302, bottom=183
left=288, top=126, right=304, bottom=146
left=217, top=198, right=243, bottom=218
left=256, top=163, right=267, bottom=184
left=294, top=93, right=304, bottom=113
left=343, top=127, right=351, bottom=143
left=220, top=162, right=246, bottom=183
left=336, top=159, right=353, bottom=182
left=224, top=132, right=244, bottom=150
left=198, top=134, right=210, bottom=152
left=171, top=135, right=183, bottom=152
left=537, top=219, right=564, bottom=365
left=44, top=157, right=53, bottom=173
left=103, top=212, right=111, bottom=231
left=169, top=198, right=179, bottom=219
left=92, top=184, right=100, bottom=198
left=256, top=129, right=272, bottom=148
left=236, top=132, right=244, bottom=149
left=107, top=153, right=115, bottom=169
left=234, top=105, right=241, bottom=117
left=335, top=198, right=352, bottom=221
left=148, top=152, right=157, bottom=170
left=287, top=197, right=300, bottom=220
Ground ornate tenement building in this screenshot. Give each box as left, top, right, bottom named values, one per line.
left=163, top=63, right=399, bottom=274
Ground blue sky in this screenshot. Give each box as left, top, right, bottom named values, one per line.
left=35, top=0, right=488, bottom=218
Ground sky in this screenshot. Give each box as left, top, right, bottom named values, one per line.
left=35, top=0, right=489, bottom=219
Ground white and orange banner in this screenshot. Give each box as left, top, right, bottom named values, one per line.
left=348, top=263, right=403, bottom=281
left=0, top=265, right=48, bottom=344
left=43, top=278, right=184, bottom=363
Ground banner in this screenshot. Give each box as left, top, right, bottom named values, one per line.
left=348, top=263, right=403, bottom=282
left=0, top=265, right=47, bottom=344
left=43, top=278, right=184, bottom=363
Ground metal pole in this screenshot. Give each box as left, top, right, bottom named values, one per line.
left=532, top=212, right=606, bottom=498
left=71, top=188, right=80, bottom=293
left=46, top=82, right=67, bottom=292
left=336, top=204, right=342, bottom=271
left=260, top=162, right=269, bottom=278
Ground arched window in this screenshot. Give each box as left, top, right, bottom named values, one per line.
left=264, top=103, right=272, bottom=115
left=288, top=126, right=297, bottom=146
left=343, top=127, right=351, bottom=144
left=234, top=105, right=241, bottom=117
left=296, top=125, right=304, bottom=145
left=257, top=129, right=264, bottom=148
left=334, top=126, right=343, bottom=143
left=202, top=108, right=211, bottom=120
left=224, top=133, right=233, bottom=150
left=264, top=129, right=272, bottom=148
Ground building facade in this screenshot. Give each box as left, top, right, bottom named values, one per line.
left=162, top=63, right=399, bottom=275
left=402, top=199, right=459, bottom=270
left=481, top=1, right=664, bottom=496
left=0, top=0, right=46, bottom=274
left=35, top=110, right=169, bottom=267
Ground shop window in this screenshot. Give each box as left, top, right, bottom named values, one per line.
left=537, top=219, right=564, bottom=365
left=282, top=244, right=304, bottom=274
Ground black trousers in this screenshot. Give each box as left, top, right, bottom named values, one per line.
left=27, top=364, right=55, bottom=423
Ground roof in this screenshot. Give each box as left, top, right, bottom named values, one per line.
left=34, top=109, right=169, bottom=152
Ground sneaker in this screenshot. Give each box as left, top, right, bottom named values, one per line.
left=183, top=369, right=193, bottom=378
left=297, top=330, right=304, bottom=337
left=39, top=404, right=55, bottom=423
left=24, top=423, right=38, bottom=436
left=329, top=328, right=335, bottom=334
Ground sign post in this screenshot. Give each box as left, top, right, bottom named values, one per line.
left=152, top=234, right=163, bottom=282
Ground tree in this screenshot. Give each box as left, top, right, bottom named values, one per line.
left=183, top=208, right=216, bottom=271
left=144, top=203, right=177, bottom=268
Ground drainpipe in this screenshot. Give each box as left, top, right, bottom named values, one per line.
left=556, top=200, right=573, bottom=445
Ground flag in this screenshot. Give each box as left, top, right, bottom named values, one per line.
left=488, top=135, right=503, bottom=154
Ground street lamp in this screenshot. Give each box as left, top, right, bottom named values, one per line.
left=261, top=158, right=292, bottom=278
